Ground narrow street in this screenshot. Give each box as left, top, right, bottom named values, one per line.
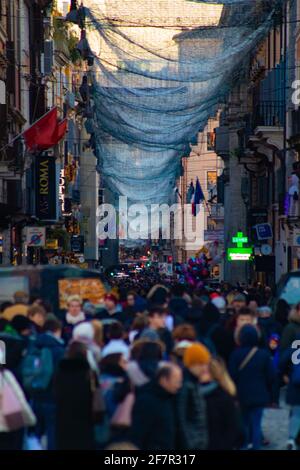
left=1, top=0, right=300, bottom=458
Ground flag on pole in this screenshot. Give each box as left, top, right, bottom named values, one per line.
left=23, top=108, right=67, bottom=152
left=186, top=181, right=195, bottom=203
left=192, top=177, right=204, bottom=216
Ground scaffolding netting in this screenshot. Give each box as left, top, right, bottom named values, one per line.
left=83, top=0, right=281, bottom=206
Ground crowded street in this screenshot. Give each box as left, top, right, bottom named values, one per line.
left=0, top=267, right=300, bottom=451
left=1, top=0, right=300, bottom=457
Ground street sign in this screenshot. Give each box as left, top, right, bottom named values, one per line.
left=227, top=231, right=252, bottom=261
left=26, top=227, right=46, bottom=248
left=261, top=244, right=272, bottom=255
left=256, top=223, right=273, bottom=240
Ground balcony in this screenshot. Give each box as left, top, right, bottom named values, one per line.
left=253, top=100, right=284, bottom=128
left=208, top=203, right=224, bottom=220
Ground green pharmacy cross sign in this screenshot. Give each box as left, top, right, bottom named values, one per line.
left=228, top=231, right=253, bottom=261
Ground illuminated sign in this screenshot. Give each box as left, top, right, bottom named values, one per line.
left=227, top=231, right=252, bottom=261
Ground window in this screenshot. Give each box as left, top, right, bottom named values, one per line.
left=207, top=131, right=215, bottom=151
left=207, top=171, right=217, bottom=191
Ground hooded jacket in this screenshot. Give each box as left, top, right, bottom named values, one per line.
left=280, top=310, right=300, bottom=353
left=229, top=325, right=277, bottom=408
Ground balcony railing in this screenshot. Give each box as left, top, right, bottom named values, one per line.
left=209, top=203, right=224, bottom=219
left=253, top=100, right=284, bottom=127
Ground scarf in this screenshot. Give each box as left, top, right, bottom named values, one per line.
left=66, top=311, right=86, bottom=325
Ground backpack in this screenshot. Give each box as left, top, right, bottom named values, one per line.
left=21, top=344, right=54, bottom=394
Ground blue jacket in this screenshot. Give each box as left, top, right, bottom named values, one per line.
left=229, top=325, right=277, bottom=408
left=34, top=332, right=65, bottom=401
left=279, top=340, right=300, bottom=406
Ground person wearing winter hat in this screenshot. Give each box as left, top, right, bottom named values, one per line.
left=175, top=343, right=208, bottom=450
left=231, top=293, right=247, bottom=313
left=178, top=343, right=241, bottom=450
left=229, top=324, right=277, bottom=450
left=96, top=293, right=122, bottom=323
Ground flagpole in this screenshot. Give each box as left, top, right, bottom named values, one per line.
left=0, top=107, right=57, bottom=154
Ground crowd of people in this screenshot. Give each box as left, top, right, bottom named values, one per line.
left=0, top=273, right=300, bottom=451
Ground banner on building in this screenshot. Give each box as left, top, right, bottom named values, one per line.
left=35, top=154, right=57, bottom=220
left=26, top=227, right=46, bottom=248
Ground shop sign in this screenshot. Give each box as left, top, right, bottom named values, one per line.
left=255, top=223, right=273, bottom=240
left=46, top=239, right=59, bottom=250
left=26, top=227, right=46, bottom=248
left=227, top=232, right=252, bottom=261
left=35, top=154, right=57, bottom=220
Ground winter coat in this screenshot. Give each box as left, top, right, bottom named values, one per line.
left=279, top=341, right=300, bottom=406
left=175, top=369, right=208, bottom=450
left=169, top=297, right=189, bottom=320
left=229, top=325, right=277, bottom=408
left=258, top=317, right=282, bottom=345
left=33, top=333, right=65, bottom=402
left=100, top=363, right=131, bottom=418
left=129, top=381, right=177, bottom=450
left=201, top=382, right=242, bottom=450
left=54, top=357, right=95, bottom=450
left=61, top=313, right=89, bottom=344
left=280, top=311, right=300, bottom=353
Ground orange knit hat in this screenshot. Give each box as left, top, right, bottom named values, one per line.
left=183, top=343, right=211, bottom=367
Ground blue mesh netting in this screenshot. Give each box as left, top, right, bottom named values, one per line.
left=83, top=0, right=281, bottom=206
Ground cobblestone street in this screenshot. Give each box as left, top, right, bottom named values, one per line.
left=262, top=395, right=290, bottom=450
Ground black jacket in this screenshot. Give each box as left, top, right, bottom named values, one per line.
left=175, top=369, right=208, bottom=450
left=201, top=382, right=242, bottom=450
left=229, top=326, right=277, bottom=408
left=54, top=357, right=95, bottom=450
left=129, top=381, right=177, bottom=450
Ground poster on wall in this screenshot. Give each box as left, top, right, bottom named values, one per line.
left=58, top=278, right=106, bottom=309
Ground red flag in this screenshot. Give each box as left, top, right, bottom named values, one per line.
left=23, top=108, right=58, bottom=152
left=55, top=118, right=68, bottom=144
